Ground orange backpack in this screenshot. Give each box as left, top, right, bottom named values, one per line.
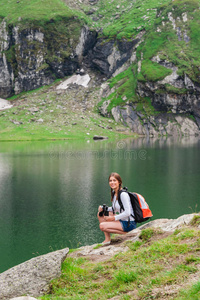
left=118, top=188, right=153, bottom=223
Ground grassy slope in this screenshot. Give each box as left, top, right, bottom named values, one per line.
left=0, top=0, right=83, bottom=23
left=0, top=0, right=200, bottom=139
left=0, top=81, right=134, bottom=141
left=40, top=215, right=200, bottom=300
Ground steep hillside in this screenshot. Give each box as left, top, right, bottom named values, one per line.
left=0, top=0, right=200, bottom=138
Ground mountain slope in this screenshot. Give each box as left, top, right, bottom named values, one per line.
left=0, top=0, right=200, bottom=138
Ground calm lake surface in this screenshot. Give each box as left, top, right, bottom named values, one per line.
left=0, top=137, right=200, bottom=272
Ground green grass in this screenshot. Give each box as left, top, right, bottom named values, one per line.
left=0, top=82, right=135, bottom=141
left=177, top=281, right=200, bottom=299
left=137, top=0, right=200, bottom=82
left=139, top=59, right=172, bottom=82
left=101, top=0, right=172, bottom=39
left=39, top=225, right=200, bottom=299
left=0, top=0, right=80, bottom=24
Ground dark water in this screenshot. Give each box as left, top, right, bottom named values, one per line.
left=0, top=137, right=200, bottom=273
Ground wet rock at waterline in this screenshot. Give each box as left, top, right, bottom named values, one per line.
left=93, top=135, right=108, bottom=140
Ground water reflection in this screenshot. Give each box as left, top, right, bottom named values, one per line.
left=0, top=137, right=199, bottom=272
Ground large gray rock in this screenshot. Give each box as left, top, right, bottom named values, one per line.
left=88, top=32, right=144, bottom=77
left=139, top=213, right=198, bottom=232
left=110, top=104, right=200, bottom=137
left=0, top=248, right=69, bottom=300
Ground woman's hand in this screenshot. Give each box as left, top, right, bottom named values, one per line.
left=104, top=216, right=115, bottom=222
left=98, top=206, right=103, bottom=212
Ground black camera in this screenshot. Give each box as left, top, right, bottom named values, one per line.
left=99, top=204, right=109, bottom=217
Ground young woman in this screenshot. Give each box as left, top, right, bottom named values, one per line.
left=98, top=172, right=137, bottom=245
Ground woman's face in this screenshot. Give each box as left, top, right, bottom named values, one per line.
left=109, top=176, right=120, bottom=190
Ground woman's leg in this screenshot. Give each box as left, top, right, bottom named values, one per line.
left=99, top=221, right=126, bottom=235
left=97, top=212, right=111, bottom=243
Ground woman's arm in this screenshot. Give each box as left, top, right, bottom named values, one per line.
left=114, top=192, right=131, bottom=221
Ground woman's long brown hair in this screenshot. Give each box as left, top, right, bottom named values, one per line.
left=108, top=172, right=122, bottom=201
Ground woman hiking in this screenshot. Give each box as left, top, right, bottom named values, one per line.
left=97, top=172, right=137, bottom=245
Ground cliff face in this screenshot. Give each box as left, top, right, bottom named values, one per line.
left=0, top=0, right=200, bottom=137
left=97, top=0, right=200, bottom=136
left=0, top=18, right=141, bottom=97
left=0, top=19, right=97, bottom=97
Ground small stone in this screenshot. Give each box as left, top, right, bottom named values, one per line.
left=37, top=118, right=44, bottom=123
left=29, top=107, right=39, bottom=113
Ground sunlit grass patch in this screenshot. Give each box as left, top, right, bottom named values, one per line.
left=0, top=0, right=87, bottom=24
left=176, top=280, right=200, bottom=300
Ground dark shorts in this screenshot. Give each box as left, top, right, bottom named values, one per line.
left=120, top=220, right=137, bottom=232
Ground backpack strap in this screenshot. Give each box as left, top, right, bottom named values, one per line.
left=118, top=189, right=125, bottom=213
left=118, top=188, right=135, bottom=225
left=118, top=188, right=132, bottom=226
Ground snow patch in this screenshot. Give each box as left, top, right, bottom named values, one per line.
left=56, top=74, right=91, bottom=89
left=0, top=98, right=13, bottom=110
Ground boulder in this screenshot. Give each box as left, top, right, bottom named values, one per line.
left=0, top=248, right=69, bottom=300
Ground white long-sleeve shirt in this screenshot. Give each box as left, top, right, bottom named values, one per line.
left=108, top=192, right=135, bottom=221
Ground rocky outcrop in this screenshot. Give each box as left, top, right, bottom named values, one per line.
left=87, top=31, right=144, bottom=77
left=137, top=57, right=200, bottom=123
left=0, top=17, right=145, bottom=98
left=110, top=104, right=200, bottom=137
left=0, top=19, right=97, bottom=98
left=0, top=248, right=69, bottom=300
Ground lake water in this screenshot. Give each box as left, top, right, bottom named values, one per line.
left=0, top=136, right=200, bottom=273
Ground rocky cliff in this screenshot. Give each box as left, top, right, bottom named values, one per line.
left=0, top=0, right=200, bottom=137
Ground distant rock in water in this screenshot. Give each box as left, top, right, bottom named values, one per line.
left=93, top=135, right=108, bottom=140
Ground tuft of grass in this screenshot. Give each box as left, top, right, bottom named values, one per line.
left=190, top=215, right=200, bottom=227
left=139, top=228, right=156, bottom=241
